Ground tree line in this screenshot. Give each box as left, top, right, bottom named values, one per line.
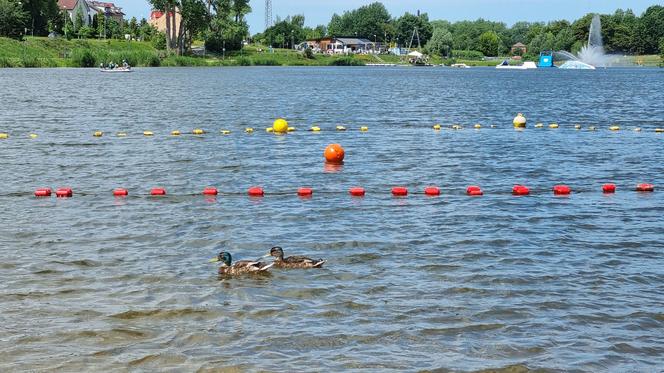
left=1, top=0, right=663, bottom=59
left=256, top=2, right=664, bottom=58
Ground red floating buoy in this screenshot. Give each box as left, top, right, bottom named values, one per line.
left=248, top=186, right=264, bottom=197
left=466, top=185, right=483, bottom=196
left=553, top=185, right=571, bottom=195
left=391, top=186, right=408, bottom=196
left=297, top=187, right=313, bottom=197
left=34, top=188, right=52, bottom=197
left=349, top=187, right=365, bottom=197
left=512, top=185, right=530, bottom=196
left=113, top=188, right=128, bottom=197
left=151, top=188, right=167, bottom=196
left=55, top=188, right=73, bottom=198
left=636, top=183, right=654, bottom=192
left=424, top=186, right=440, bottom=196
left=203, top=187, right=218, bottom=196
left=602, top=183, right=616, bottom=193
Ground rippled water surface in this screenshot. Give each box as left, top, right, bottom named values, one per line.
left=1, top=67, right=663, bottom=372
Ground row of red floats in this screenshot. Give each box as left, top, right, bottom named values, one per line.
left=33, top=183, right=655, bottom=198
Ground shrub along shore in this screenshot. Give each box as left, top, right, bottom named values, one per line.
left=1, top=37, right=661, bottom=68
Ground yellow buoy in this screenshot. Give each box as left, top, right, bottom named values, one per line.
left=273, top=118, right=288, bottom=133
left=513, top=113, right=527, bottom=128
left=117, top=132, right=127, bottom=137
left=143, top=131, right=154, bottom=136
left=655, top=128, right=663, bottom=133
left=221, top=130, right=231, bottom=135
left=433, top=124, right=441, bottom=130
left=574, top=124, right=582, bottom=130
left=93, top=131, right=103, bottom=137
left=549, top=123, right=559, bottom=129
left=309, top=126, right=321, bottom=132
left=193, top=128, right=205, bottom=135
left=245, top=127, right=254, bottom=133
left=287, top=127, right=295, bottom=132
left=0, top=133, right=9, bottom=139
left=474, top=124, right=481, bottom=129
left=29, top=133, right=38, bottom=139
left=171, top=130, right=181, bottom=136
left=535, top=123, right=544, bottom=128
left=360, top=126, right=368, bottom=132
left=266, top=127, right=274, bottom=133
left=336, top=125, right=347, bottom=131
left=609, top=125, right=620, bottom=131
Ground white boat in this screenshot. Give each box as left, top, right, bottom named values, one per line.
left=450, top=63, right=470, bottom=68
left=496, top=60, right=537, bottom=69
left=100, top=67, right=132, bottom=73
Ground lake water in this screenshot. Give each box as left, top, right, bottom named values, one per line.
left=0, top=67, right=663, bottom=372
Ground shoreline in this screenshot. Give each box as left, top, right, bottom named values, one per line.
left=1, top=37, right=661, bottom=68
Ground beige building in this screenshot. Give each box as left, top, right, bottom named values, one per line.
left=149, top=10, right=182, bottom=34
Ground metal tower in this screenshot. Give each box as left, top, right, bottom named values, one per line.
left=265, top=0, right=273, bottom=30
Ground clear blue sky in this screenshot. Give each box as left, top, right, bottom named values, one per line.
left=117, top=0, right=657, bottom=34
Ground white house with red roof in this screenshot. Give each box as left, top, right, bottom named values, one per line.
left=57, top=0, right=124, bottom=25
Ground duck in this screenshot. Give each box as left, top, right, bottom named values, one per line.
left=210, top=251, right=273, bottom=276
left=264, top=247, right=326, bottom=269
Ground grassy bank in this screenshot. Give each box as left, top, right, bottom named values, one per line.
left=1, top=37, right=661, bottom=68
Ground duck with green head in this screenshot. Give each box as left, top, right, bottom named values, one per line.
left=263, top=247, right=326, bottom=269
left=210, top=251, right=274, bottom=276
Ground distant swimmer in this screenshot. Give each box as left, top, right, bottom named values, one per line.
left=263, top=247, right=326, bottom=269
left=210, top=251, right=273, bottom=276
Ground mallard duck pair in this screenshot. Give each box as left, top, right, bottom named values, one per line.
left=210, top=247, right=326, bottom=276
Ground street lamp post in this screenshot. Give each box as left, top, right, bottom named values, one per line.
left=374, top=34, right=377, bottom=52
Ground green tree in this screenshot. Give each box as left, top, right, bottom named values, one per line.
left=634, top=5, right=664, bottom=54
left=205, top=0, right=250, bottom=53
left=425, top=27, right=453, bottom=57
left=19, top=0, right=61, bottom=36
left=73, top=8, right=84, bottom=35
left=0, top=0, right=28, bottom=37
left=478, top=30, right=500, bottom=56
left=128, top=16, right=138, bottom=38
left=660, top=38, right=664, bottom=66
left=528, top=31, right=555, bottom=54
left=259, top=15, right=306, bottom=48
left=554, top=27, right=575, bottom=51
left=327, top=2, right=391, bottom=40
left=395, top=12, right=433, bottom=48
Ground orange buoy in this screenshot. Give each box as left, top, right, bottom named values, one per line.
left=636, top=183, right=654, bottom=192
left=324, top=144, right=345, bottom=164
left=349, top=187, right=365, bottom=197
left=248, top=186, right=264, bottom=197
left=553, top=185, right=571, bottom=195
left=297, top=187, right=313, bottom=197
left=203, top=187, right=218, bottom=196
left=424, top=186, right=440, bottom=196
left=512, top=185, right=530, bottom=196
left=113, top=188, right=128, bottom=197
left=151, top=188, right=166, bottom=196
left=391, top=187, right=408, bottom=196
left=56, top=188, right=73, bottom=198
left=466, top=186, right=483, bottom=196
left=602, top=184, right=616, bottom=193
left=34, top=188, right=52, bottom=197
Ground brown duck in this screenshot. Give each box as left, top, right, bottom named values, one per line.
left=264, top=247, right=326, bottom=269
left=210, top=251, right=274, bottom=276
